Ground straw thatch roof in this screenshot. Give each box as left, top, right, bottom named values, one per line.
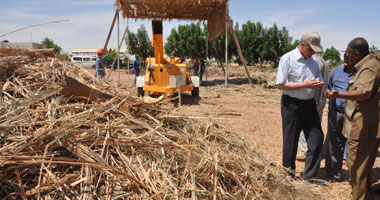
left=115, top=0, right=229, bottom=41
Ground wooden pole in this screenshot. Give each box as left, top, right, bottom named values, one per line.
left=228, top=18, right=254, bottom=87
left=103, top=9, right=119, bottom=50
left=127, top=18, right=130, bottom=82
left=107, top=24, right=129, bottom=80
left=206, top=28, right=208, bottom=81
left=0, top=20, right=69, bottom=38
left=224, top=3, right=228, bottom=87
left=117, top=10, right=120, bottom=82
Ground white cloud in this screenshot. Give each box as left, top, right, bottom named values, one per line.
left=68, top=0, right=115, bottom=6
left=245, top=7, right=324, bottom=28
left=2, top=9, right=50, bottom=21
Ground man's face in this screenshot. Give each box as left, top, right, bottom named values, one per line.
left=345, top=45, right=359, bottom=66
left=300, top=42, right=315, bottom=58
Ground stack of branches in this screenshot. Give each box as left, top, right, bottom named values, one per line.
left=0, top=49, right=321, bottom=199
left=250, top=67, right=277, bottom=88
left=204, top=64, right=277, bottom=88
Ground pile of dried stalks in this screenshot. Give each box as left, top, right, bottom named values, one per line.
left=0, top=49, right=320, bottom=199
left=205, top=63, right=277, bottom=88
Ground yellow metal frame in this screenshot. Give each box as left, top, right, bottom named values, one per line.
left=143, top=84, right=194, bottom=94
left=142, top=20, right=195, bottom=95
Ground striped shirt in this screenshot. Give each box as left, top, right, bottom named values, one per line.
left=276, top=48, right=322, bottom=100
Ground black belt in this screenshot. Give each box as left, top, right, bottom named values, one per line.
left=282, top=94, right=314, bottom=103
left=331, top=107, right=345, bottom=113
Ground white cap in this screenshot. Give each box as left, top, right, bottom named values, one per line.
left=301, top=31, right=323, bottom=52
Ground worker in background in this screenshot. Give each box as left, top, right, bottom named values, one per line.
left=326, top=37, right=380, bottom=199
left=133, top=56, right=140, bottom=85
left=95, top=48, right=110, bottom=78
left=298, top=52, right=329, bottom=158
left=276, top=31, right=326, bottom=183
left=193, top=58, right=199, bottom=77
left=324, top=53, right=353, bottom=181
left=199, top=58, right=205, bottom=85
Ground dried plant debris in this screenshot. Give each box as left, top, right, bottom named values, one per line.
left=0, top=49, right=323, bottom=199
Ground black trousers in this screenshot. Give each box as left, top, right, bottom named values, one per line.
left=134, top=70, right=140, bottom=84
left=325, top=108, right=346, bottom=179
left=281, top=94, right=324, bottom=179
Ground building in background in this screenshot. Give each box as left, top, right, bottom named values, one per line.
left=72, top=48, right=129, bottom=58
left=0, top=40, right=55, bottom=57
left=0, top=40, right=46, bottom=49
left=71, top=48, right=131, bottom=68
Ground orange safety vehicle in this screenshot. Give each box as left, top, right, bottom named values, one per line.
left=136, top=20, right=199, bottom=97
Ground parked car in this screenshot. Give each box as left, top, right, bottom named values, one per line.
left=106, top=59, right=125, bottom=69
left=71, top=56, right=96, bottom=68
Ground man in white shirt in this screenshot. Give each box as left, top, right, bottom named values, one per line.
left=276, top=31, right=325, bottom=180
left=298, top=53, right=329, bottom=156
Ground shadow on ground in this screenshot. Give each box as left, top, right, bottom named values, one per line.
left=171, top=93, right=201, bottom=107
left=202, top=77, right=251, bottom=86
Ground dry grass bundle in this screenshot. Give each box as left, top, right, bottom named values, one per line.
left=204, top=64, right=277, bottom=88
left=0, top=49, right=321, bottom=199
left=250, top=67, right=277, bottom=88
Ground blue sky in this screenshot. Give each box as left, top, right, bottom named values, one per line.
left=1, top=0, right=379, bottom=55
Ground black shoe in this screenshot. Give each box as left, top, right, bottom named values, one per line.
left=373, top=187, right=380, bottom=195
left=306, top=178, right=330, bottom=186
left=326, top=174, right=342, bottom=182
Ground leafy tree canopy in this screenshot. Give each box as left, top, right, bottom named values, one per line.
left=126, top=25, right=154, bottom=66
left=41, top=37, right=62, bottom=55
left=165, top=20, right=297, bottom=67
left=370, top=45, right=380, bottom=56
left=322, top=46, right=341, bottom=67
left=164, top=22, right=206, bottom=59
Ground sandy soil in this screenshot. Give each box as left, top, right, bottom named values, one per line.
left=85, top=66, right=380, bottom=200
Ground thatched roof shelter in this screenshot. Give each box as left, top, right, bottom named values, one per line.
left=115, top=0, right=229, bottom=41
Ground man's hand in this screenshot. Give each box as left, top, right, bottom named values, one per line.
left=325, top=89, right=339, bottom=99
left=305, top=78, right=325, bottom=89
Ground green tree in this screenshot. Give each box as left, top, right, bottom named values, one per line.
left=237, top=21, right=264, bottom=65
left=260, top=24, right=281, bottom=65
left=279, top=27, right=298, bottom=57
left=163, top=20, right=297, bottom=67
left=208, top=24, right=237, bottom=63
left=234, top=21, right=296, bottom=67
left=370, top=45, right=380, bottom=56
left=323, top=46, right=341, bottom=67
left=164, top=22, right=207, bottom=59
left=41, top=37, right=62, bottom=55
left=126, top=25, right=154, bottom=66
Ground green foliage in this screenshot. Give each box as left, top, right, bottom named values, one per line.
left=126, top=25, right=154, bottom=66
left=207, top=24, right=236, bottom=63
left=229, top=21, right=296, bottom=66
left=165, top=20, right=297, bottom=66
left=104, top=49, right=117, bottom=67
left=235, top=21, right=263, bottom=65
left=370, top=45, right=380, bottom=56
left=164, top=22, right=206, bottom=59
left=56, top=53, right=71, bottom=61
left=41, top=37, right=62, bottom=55
left=322, top=46, right=341, bottom=67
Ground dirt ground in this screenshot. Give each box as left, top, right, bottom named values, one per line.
left=86, top=66, right=380, bottom=200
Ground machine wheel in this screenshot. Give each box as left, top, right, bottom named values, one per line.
left=137, top=87, right=144, bottom=97
left=191, top=87, right=199, bottom=97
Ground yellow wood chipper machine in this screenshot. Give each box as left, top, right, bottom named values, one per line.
left=136, top=20, right=199, bottom=97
